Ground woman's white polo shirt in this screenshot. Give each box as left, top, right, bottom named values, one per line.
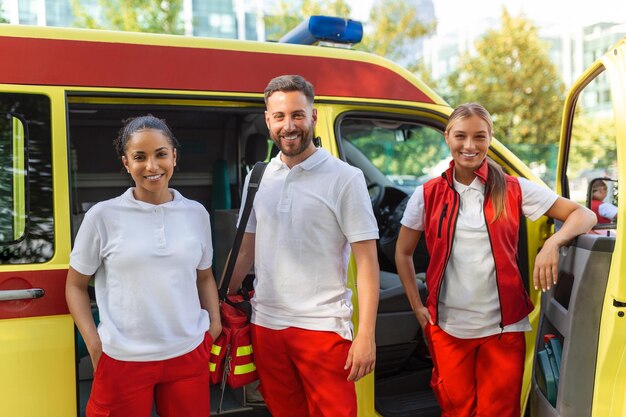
left=70, top=188, right=213, bottom=361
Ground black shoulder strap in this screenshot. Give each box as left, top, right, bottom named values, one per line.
left=218, top=161, right=267, bottom=300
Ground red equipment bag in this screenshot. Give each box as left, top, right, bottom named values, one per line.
left=208, top=326, right=230, bottom=385
left=209, top=291, right=258, bottom=388
left=212, top=162, right=265, bottom=389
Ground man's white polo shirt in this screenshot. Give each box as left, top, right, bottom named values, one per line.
left=70, top=188, right=213, bottom=361
left=240, top=148, right=379, bottom=340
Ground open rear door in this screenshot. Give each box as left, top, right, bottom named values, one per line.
left=530, top=37, right=626, bottom=417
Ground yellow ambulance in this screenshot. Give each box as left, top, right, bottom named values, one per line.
left=0, top=16, right=622, bottom=417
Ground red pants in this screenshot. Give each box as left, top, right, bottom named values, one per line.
left=250, top=324, right=357, bottom=417
left=87, top=333, right=212, bottom=417
left=425, top=324, right=525, bottom=417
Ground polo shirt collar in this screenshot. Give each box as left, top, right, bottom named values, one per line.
left=122, top=187, right=182, bottom=209
left=299, top=148, right=329, bottom=170
left=452, top=171, right=485, bottom=194
left=443, top=157, right=490, bottom=190
left=269, top=147, right=330, bottom=171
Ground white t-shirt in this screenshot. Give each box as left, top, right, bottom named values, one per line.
left=401, top=175, right=559, bottom=338
left=240, top=148, right=379, bottom=340
left=70, top=188, right=213, bottom=361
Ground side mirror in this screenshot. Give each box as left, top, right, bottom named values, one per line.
left=587, top=177, right=617, bottom=228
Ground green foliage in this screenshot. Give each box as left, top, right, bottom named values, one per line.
left=415, top=62, right=455, bottom=102
left=446, top=9, right=565, bottom=179
left=71, top=0, right=183, bottom=34
left=565, top=72, right=617, bottom=183
left=342, top=120, right=448, bottom=185
left=264, top=0, right=351, bottom=41
left=568, top=114, right=617, bottom=178
left=0, top=0, right=8, bottom=23
left=354, top=127, right=447, bottom=180
left=358, top=0, right=435, bottom=66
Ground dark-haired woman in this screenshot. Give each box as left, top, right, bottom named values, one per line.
left=395, top=103, right=595, bottom=417
left=66, top=115, right=221, bottom=417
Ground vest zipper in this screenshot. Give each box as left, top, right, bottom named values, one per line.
left=438, top=203, right=448, bottom=238
left=435, top=191, right=459, bottom=325
left=483, top=207, right=505, bottom=333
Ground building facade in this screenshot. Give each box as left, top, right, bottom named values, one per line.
left=3, top=0, right=265, bottom=40
left=579, top=22, right=626, bottom=115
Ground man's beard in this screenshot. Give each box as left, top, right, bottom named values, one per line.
left=272, top=129, right=314, bottom=157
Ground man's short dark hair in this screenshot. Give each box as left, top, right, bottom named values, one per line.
left=264, top=75, right=315, bottom=106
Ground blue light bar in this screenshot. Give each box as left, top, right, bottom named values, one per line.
left=279, top=16, right=363, bottom=46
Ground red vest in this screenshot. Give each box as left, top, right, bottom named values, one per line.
left=591, top=199, right=611, bottom=224
left=422, top=159, right=533, bottom=327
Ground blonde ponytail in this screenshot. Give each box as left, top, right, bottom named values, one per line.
left=487, top=158, right=507, bottom=222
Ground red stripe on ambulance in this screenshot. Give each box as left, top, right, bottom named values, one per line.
left=0, top=269, right=69, bottom=319
left=0, top=36, right=434, bottom=103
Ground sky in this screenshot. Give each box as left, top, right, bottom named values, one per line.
left=347, top=0, right=626, bottom=33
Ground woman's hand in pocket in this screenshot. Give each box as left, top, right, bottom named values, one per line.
left=88, top=340, right=103, bottom=372
left=414, top=305, right=433, bottom=329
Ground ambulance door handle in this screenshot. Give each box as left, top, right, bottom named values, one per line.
left=0, top=288, right=45, bottom=301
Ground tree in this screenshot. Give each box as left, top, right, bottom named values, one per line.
left=71, top=0, right=183, bottom=34
left=359, top=0, right=435, bottom=68
left=264, top=0, right=351, bottom=41
left=446, top=9, right=565, bottom=177
left=568, top=113, right=617, bottom=178
left=0, top=0, right=8, bottom=23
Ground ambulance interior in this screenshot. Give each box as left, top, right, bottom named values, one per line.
left=68, top=98, right=272, bottom=415
left=67, top=99, right=471, bottom=416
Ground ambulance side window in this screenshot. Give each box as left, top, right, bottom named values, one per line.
left=565, top=69, right=617, bottom=226
left=0, top=94, right=54, bottom=263
left=338, top=117, right=448, bottom=193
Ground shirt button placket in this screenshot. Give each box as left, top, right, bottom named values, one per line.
left=154, top=207, right=166, bottom=248
left=279, top=171, right=293, bottom=212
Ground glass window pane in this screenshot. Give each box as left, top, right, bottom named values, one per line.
left=0, top=115, right=26, bottom=242
left=566, top=69, right=617, bottom=227
left=0, top=93, right=54, bottom=264
left=339, top=117, right=448, bottom=193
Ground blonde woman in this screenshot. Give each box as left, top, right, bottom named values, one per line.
left=395, top=103, right=596, bottom=416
